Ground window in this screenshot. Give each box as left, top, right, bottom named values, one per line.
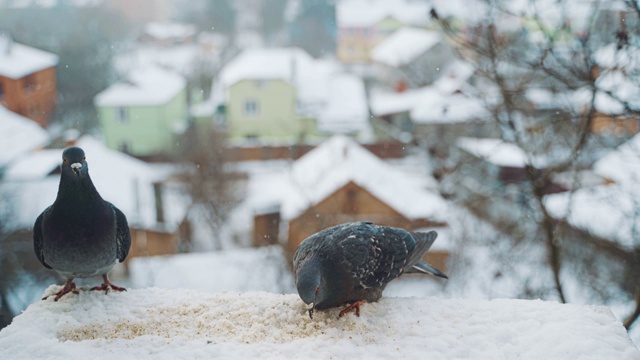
left=23, top=74, right=37, bottom=92
left=244, top=99, right=260, bottom=117
left=118, top=141, right=131, bottom=153
left=0, top=81, right=4, bottom=100
left=116, top=107, right=129, bottom=123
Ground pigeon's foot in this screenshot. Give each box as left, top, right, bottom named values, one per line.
left=91, top=274, right=127, bottom=294
left=43, top=278, right=78, bottom=301
left=338, top=300, right=367, bottom=318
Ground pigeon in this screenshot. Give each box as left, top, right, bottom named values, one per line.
left=293, top=221, right=447, bottom=318
left=33, top=146, right=131, bottom=301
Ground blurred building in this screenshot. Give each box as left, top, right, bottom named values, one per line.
left=94, top=66, right=188, bottom=159
left=0, top=35, right=58, bottom=127
left=208, top=47, right=371, bottom=146
left=104, top=0, right=172, bottom=23
left=336, top=0, right=431, bottom=64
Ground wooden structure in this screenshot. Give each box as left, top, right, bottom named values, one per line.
left=286, top=181, right=448, bottom=269
left=278, top=136, right=451, bottom=272
left=0, top=40, right=58, bottom=128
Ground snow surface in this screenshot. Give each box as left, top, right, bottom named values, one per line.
left=0, top=105, right=49, bottom=168
left=0, top=287, right=637, bottom=359
left=371, top=27, right=442, bottom=67
left=0, top=40, right=59, bottom=79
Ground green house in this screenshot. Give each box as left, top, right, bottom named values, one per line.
left=95, top=66, right=188, bottom=158
left=226, top=79, right=299, bottom=141
left=214, top=48, right=328, bottom=144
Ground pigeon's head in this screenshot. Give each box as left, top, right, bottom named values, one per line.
left=61, top=147, right=88, bottom=179
left=295, top=255, right=326, bottom=319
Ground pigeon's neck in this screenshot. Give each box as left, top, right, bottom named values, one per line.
left=55, top=173, right=104, bottom=208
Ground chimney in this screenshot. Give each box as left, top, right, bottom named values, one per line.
left=153, top=182, right=165, bottom=223
left=0, top=31, right=13, bottom=56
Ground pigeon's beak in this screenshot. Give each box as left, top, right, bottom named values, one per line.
left=307, top=303, right=315, bottom=319
left=70, top=162, right=82, bottom=176
left=308, top=285, right=319, bottom=319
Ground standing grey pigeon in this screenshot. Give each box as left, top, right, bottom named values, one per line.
left=33, top=146, right=131, bottom=301
left=293, top=221, right=447, bottom=318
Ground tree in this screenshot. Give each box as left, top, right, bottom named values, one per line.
left=261, top=0, right=288, bottom=44
left=178, top=0, right=236, bottom=34
left=429, top=0, right=640, bottom=330
left=289, top=0, right=336, bottom=57
left=178, top=126, right=243, bottom=251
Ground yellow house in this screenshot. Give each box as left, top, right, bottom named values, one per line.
left=336, top=0, right=431, bottom=64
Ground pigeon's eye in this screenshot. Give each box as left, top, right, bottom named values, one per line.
left=83, top=156, right=86, bottom=161
left=63, top=158, right=68, bottom=164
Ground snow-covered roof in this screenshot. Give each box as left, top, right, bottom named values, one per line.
left=544, top=183, right=640, bottom=250
left=370, top=87, right=431, bottom=116
left=456, top=137, right=550, bottom=168
left=1, top=136, right=186, bottom=232
left=215, top=47, right=337, bottom=106
left=0, top=39, right=59, bottom=79
left=213, top=47, right=373, bottom=131
left=316, top=73, right=371, bottom=135
left=337, top=0, right=430, bottom=28
left=527, top=70, right=640, bottom=115
left=370, top=61, right=475, bottom=117
left=282, top=135, right=448, bottom=221
left=142, top=22, right=196, bottom=41
left=593, top=133, right=640, bottom=185
left=411, top=92, right=489, bottom=124
left=0, top=105, right=49, bottom=169
left=114, top=44, right=210, bottom=78
left=1, top=288, right=637, bottom=359
left=371, top=27, right=442, bottom=67
left=594, top=43, right=640, bottom=71
left=593, top=70, right=640, bottom=113
left=94, top=66, right=186, bottom=107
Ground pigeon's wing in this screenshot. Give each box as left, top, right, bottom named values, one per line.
left=338, top=225, right=412, bottom=289
left=405, top=231, right=437, bottom=268
left=109, top=203, right=131, bottom=262
left=404, top=230, right=448, bottom=279
left=33, top=207, right=52, bottom=269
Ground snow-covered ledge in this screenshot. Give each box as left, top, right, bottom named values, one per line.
left=0, top=287, right=638, bottom=359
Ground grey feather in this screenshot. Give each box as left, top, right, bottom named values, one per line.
left=293, top=222, right=448, bottom=315
left=33, top=146, right=131, bottom=300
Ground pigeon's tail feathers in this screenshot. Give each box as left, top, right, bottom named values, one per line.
left=408, top=260, right=448, bottom=279
left=405, top=230, right=438, bottom=267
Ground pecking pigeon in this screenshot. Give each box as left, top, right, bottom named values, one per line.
left=33, top=146, right=131, bottom=301
left=293, top=221, right=447, bottom=318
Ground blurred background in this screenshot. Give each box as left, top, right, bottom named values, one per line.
left=0, top=0, right=639, bottom=346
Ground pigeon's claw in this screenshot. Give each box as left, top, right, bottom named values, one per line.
left=338, top=300, right=367, bottom=318
left=43, top=279, right=77, bottom=301
left=91, top=274, right=127, bottom=293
